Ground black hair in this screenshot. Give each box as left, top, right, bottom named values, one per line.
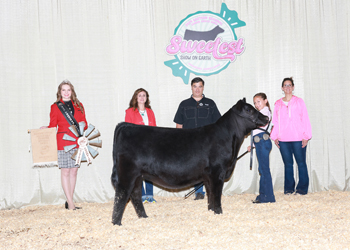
left=281, top=77, right=294, bottom=87
left=191, top=77, right=205, bottom=86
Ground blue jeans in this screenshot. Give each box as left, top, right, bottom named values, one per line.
left=195, top=183, right=204, bottom=195
left=279, top=141, right=309, bottom=194
left=142, top=180, right=153, bottom=197
left=255, top=133, right=275, bottom=202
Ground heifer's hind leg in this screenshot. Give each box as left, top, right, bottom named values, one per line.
left=112, top=186, right=130, bottom=226
left=130, top=176, right=148, bottom=219
left=111, top=156, right=141, bottom=225
left=112, top=171, right=137, bottom=225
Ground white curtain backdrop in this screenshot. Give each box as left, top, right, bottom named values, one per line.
left=1, top=0, right=349, bottom=209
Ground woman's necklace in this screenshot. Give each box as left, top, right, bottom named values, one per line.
left=64, top=100, right=74, bottom=114
left=139, top=109, right=146, bottom=116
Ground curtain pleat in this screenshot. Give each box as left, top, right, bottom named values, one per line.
left=0, top=0, right=349, bottom=209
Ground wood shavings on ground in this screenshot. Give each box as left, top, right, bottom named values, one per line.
left=1, top=190, right=350, bottom=249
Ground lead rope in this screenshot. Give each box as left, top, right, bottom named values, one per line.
left=250, top=130, right=254, bottom=170
left=184, top=149, right=251, bottom=199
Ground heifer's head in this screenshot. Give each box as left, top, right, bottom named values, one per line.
left=232, top=98, right=269, bottom=134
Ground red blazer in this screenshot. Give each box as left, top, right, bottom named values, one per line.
left=48, top=100, right=88, bottom=150
left=125, top=107, right=156, bottom=126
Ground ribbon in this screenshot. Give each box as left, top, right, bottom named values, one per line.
left=75, top=136, right=92, bottom=166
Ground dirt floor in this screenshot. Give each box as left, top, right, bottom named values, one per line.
left=1, top=190, right=350, bottom=249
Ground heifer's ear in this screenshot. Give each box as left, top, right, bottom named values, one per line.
left=243, top=97, right=246, bottom=103
left=235, top=99, right=243, bottom=111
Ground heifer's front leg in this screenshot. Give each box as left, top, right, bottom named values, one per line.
left=130, top=176, right=148, bottom=219
left=203, top=181, right=214, bottom=211
left=212, top=181, right=224, bottom=214
left=208, top=171, right=225, bottom=214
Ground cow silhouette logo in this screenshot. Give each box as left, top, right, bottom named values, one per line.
left=165, top=3, right=246, bottom=84
left=184, top=25, right=224, bottom=42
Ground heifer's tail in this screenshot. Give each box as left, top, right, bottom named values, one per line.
left=111, top=123, right=126, bottom=189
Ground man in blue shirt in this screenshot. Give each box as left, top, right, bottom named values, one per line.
left=174, top=77, right=221, bottom=200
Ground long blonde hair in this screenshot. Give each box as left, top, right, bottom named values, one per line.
left=56, top=80, right=84, bottom=114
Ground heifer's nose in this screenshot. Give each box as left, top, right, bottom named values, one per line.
left=260, top=115, right=269, bottom=126
left=264, top=116, right=269, bottom=125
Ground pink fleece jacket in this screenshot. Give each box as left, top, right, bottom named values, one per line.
left=270, top=96, right=312, bottom=142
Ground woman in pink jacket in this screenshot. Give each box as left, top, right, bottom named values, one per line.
left=125, top=88, right=157, bottom=203
left=270, top=77, right=312, bottom=195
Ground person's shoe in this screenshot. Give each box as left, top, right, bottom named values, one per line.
left=147, top=197, right=157, bottom=203
left=252, top=199, right=262, bottom=204
left=66, top=201, right=82, bottom=209
left=142, top=197, right=148, bottom=203
left=194, top=193, right=205, bottom=200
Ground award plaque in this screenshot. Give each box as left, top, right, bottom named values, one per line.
left=29, top=127, right=58, bottom=168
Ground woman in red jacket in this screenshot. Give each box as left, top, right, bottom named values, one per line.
left=125, top=88, right=157, bottom=203
left=43, top=80, right=88, bottom=210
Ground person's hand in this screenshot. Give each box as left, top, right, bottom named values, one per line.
left=247, top=146, right=251, bottom=152
left=302, top=139, right=308, bottom=148
left=274, top=139, right=280, bottom=148
left=40, top=126, right=48, bottom=129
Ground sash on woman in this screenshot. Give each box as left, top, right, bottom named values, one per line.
left=56, top=102, right=102, bottom=166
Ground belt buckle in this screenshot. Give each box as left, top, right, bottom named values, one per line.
left=263, top=133, right=269, bottom=140
left=254, top=135, right=260, bottom=143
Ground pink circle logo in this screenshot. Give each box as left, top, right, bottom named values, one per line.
left=165, top=3, right=246, bottom=84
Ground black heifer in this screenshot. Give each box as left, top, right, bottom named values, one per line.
left=111, top=98, right=268, bottom=225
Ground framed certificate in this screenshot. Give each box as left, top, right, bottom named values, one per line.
left=29, top=128, right=58, bottom=168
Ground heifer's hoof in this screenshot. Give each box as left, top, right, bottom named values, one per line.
left=214, top=207, right=223, bottom=214
left=112, top=220, right=122, bottom=226
left=138, top=214, right=148, bottom=219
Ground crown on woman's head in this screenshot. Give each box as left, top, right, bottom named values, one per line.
left=62, top=79, right=71, bottom=84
